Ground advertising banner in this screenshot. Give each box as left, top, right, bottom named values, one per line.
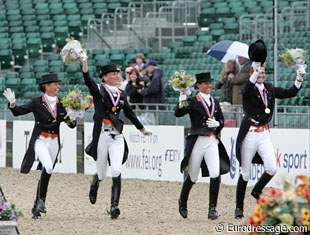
left=12, top=121, right=77, bottom=173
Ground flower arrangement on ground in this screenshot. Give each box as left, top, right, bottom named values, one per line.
left=60, top=38, right=87, bottom=64
left=169, top=66, right=196, bottom=106
left=61, top=86, right=93, bottom=121
left=280, top=48, right=307, bottom=72
left=247, top=175, right=309, bottom=234
left=0, top=196, right=23, bottom=221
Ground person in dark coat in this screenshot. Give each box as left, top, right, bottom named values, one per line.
left=175, top=72, right=230, bottom=220
left=81, top=56, right=152, bottom=219
left=138, top=60, right=166, bottom=109
left=3, top=74, right=76, bottom=219
left=124, top=67, right=144, bottom=110
left=234, top=39, right=306, bottom=219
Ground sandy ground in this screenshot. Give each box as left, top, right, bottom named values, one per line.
left=0, top=167, right=258, bottom=235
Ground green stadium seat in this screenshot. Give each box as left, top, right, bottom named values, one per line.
left=46, top=53, right=60, bottom=61
left=68, top=21, right=83, bottom=39
left=23, top=20, right=37, bottom=28
left=54, top=26, right=69, bottom=48
left=21, top=78, right=37, bottom=86
left=27, top=38, right=42, bottom=59
left=41, top=32, right=55, bottom=52
left=95, top=54, right=110, bottom=67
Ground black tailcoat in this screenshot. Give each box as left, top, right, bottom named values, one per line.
left=175, top=94, right=230, bottom=177
left=8, top=96, right=76, bottom=174
left=83, top=72, right=144, bottom=162
left=236, top=80, right=300, bottom=165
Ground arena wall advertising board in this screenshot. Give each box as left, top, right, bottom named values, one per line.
left=84, top=124, right=184, bottom=181
left=12, top=121, right=77, bottom=173
left=0, top=120, right=6, bottom=167
left=220, top=128, right=310, bottom=188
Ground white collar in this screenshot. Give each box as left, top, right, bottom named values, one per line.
left=255, top=83, right=265, bottom=92
left=199, top=92, right=211, bottom=101
left=45, top=94, right=57, bottom=103
left=104, top=84, right=118, bottom=93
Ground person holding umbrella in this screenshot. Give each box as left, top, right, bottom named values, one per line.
left=234, top=39, right=306, bottom=219
left=175, top=72, right=230, bottom=220
left=3, top=74, right=76, bottom=219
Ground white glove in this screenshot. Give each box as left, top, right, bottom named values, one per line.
left=140, top=128, right=152, bottom=136
left=251, top=61, right=261, bottom=73
left=3, top=88, right=16, bottom=104
left=80, top=50, right=88, bottom=62
left=296, top=64, right=306, bottom=81
left=178, top=94, right=187, bottom=108
left=206, top=118, right=220, bottom=128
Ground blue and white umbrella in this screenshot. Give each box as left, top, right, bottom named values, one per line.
left=207, top=40, right=249, bottom=63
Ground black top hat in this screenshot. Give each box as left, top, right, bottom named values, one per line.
left=248, top=39, right=267, bottom=65
left=195, top=72, right=212, bottom=83
left=99, top=64, right=119, bottom=78
left=39, top=73, right=60, bottom=85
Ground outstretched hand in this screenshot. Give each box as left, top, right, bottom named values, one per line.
left=140, top=128, right=152, bottom=136
left=3, top=88, right=16, bottom=104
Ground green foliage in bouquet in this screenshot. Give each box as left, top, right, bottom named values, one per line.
left=247, top=175, right=310, bottom=234
left=61, top=86, right=92, bottom=110
left=0, top=196, right=23, bottom=221
left=169, top=66, right=196, bottom=91
left=280, top=48, right=307, bottom=70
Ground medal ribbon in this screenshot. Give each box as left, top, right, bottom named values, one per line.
left=103, top=84, right=120, bottom=107
left=198, top=94, right=215, bottom=118
left=257, top=87, right=268, bottom=109
left=43, top=95, right=57, bottom=119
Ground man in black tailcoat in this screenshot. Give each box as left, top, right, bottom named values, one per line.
left=234, top=39, right=306, bottom=219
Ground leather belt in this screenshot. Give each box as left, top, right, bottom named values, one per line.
left=103, top=128, right=115, bottom=132
left=41, top=131, right=58, bottom=139
left=249, top=123, right=269, bottom=132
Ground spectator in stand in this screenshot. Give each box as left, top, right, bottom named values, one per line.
left=125, top=67, right=144, bottom=110
left=231, top=56, right=251, bottom=105
left=137, top=60, right=166, bottom=124
left=135, top=53, right=146, bottom=72
left=216, top=59, right=239, bottom=106
left=128, top=58, right=136, bottom=68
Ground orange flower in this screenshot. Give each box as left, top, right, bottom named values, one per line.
left=269, top=187, right=283, bottom=197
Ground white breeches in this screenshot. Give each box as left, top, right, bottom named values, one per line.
left=188, top=135, right=220, bottom=182
left=240, top=130, right=277, bottom=181
left=96, top=130, right=125, bottom=180
left=34, top=135, right=59, bottom=174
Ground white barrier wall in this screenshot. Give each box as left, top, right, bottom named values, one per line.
left=12, top=121, right=77, bottom=173
left=215, top=128, right=309, bottom=187
left=84, top=124, right=184, bottom=181
left=0, top=120, right=6, bottom=167
left=84, top=125, right=309, bottom=187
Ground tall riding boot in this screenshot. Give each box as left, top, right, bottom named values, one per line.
left=235, top=175, right=248, bottom=219
left=251, top=172, right=273, bottom=200
left=208, top=176, right=220, bottom=220
left=32, top=169, right=51, bottom=219
left=110, top=175, right=121, bottom=219
left=178, top=175, right=195, bottom=219
left=89, top=174, right=100, bottom=204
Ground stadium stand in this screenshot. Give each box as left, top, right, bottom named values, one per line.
left=0, top=0, right=309, bottom=128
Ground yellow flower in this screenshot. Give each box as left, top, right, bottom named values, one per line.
left=302, top=208, right=310, bottom=228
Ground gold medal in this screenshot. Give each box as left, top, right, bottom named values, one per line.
left=112, top=106, right=117, bottom=112
left=265, top=108, right=270, bottom=114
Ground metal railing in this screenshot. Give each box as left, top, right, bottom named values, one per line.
left=1, top=103, right=309, bottom=129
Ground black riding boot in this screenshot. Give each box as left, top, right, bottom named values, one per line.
left=251, top=172, right=273, bottom=200
left=32, top=169, right=51, bottom=219
left=89, top=174, right=100, bottom=204
left=208, top=176, right=220, bottom=220
left=178, top=175, right=195, bottom=219
left=235, top=175, right=248, bottom=219
left=110, top=175, right=121, bottom=219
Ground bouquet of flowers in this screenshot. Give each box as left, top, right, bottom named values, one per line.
left=60, top=38, right=87, bottom=65
left=280, top=48, right=307, bottom=71
left=0, top=196, right=23, bottom=221
left=247, top=175, right=310, bottom=234
left=169, top=67, right=196, bottom=106
left=61, top=86, right=92, bottom=121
